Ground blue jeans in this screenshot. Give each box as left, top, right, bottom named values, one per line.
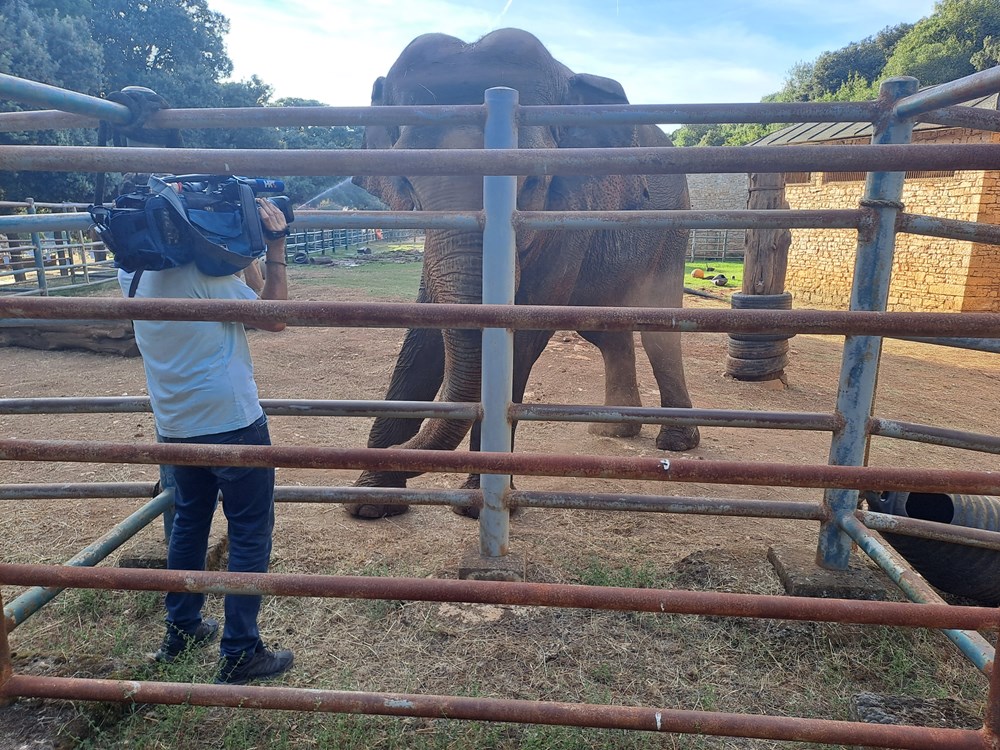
left=159, top=414, right=275, bottom=659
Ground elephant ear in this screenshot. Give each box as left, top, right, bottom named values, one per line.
left=352, top=77, right=415, bottom=210
left=557, top=74, right=638, bottom=150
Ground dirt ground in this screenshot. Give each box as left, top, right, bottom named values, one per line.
left=1, top=273, right=998, bottom=747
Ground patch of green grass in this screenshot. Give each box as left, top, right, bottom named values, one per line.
left=684, top=260, right=743, bottom=291
left=291, top=260, right=422, bottom=300
left=575, top=556, right=665, bottom=589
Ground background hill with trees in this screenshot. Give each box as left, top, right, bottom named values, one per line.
left=2, top=0, right=999, bottom=199
left=671, top=0, right=1000, bottom=147
left=0, top=0, right=361, bottom=204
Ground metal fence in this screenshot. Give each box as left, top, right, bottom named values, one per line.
left=1, top=68, right=1000, bottom=747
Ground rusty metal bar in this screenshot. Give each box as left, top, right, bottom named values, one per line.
left=2, top=439, right=998, bottom=495
left=870, top=418, right=1000, bottom=455
left=838, top=514, right=995, bottom=673
left=2, top=143, right=1000, bottom=177
left=2, top=298, right=998, bottom=338
left=4, top=563, right=1000, bottom=630
left=0, top=674, right=986, bottom=750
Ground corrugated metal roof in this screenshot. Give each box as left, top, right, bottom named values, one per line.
left=750, top=92, right=999, bottom=146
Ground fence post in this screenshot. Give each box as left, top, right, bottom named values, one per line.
left=478, top=86, right=518, bottom=558
left=817, top=77, right=918, bottom=570
left=26, top=199, right=48, bottom=296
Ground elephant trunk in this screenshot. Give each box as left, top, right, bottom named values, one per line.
left=399, top=230, right=486, bottom=454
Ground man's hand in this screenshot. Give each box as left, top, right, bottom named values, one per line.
left=257, top=197, right=288, bottom=237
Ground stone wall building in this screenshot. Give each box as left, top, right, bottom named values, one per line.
left=685, top=173, right=748, bottom=259
left=752, top=93, right=999, bottom=312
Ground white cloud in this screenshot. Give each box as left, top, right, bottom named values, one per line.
left=207, top=0, right=940, bottom=107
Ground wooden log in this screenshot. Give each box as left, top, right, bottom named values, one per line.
left=742, top=172, right=791, bottom=296
left=0, top=318, right=139, bottom=357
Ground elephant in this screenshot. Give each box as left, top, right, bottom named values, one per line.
left=347, top=27, right=700, bottom=519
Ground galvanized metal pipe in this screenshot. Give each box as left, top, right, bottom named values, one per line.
left=918, top=105, right=1000, bottom=133
left=509, top=491, right=824, bottom=519
left=888, top=336, right=1000, bottom=354
left=0, top=482, right=156, bottom=500
left=0, top=100, right=880, bottom=132
left=0, top=589, right=10, bottom=707
left=869, top=418, right=1000, bottom=455
left=894, top=67, right=1000, bottom=119
left=512, top=404, right=840, bottom=431
left=0, top=73, right=132, bottom=124
left=819, top=78, right=919, bottom=570
left=3, top=143, right=1000, bottom=177
left=838, top=514, right=995, bottom=674
left=859, top=509, right=1000, bottom=552
left=3, top=298, right=998, bottom=338
left=897, top=213, right=1000, bottom=247
left=25, top=201, right=47, bottom=296
left=479, top=87, right=518, bottom=557
left=3, top=488, right=173, bottom=631
left=515, top=209, right=865, bottom=231
left=2, top=439, right=998, bottom=495
left=0, top=674, right=987, bottom=749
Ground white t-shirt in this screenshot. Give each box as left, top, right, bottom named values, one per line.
left=119, top=264, right=263, bottom=438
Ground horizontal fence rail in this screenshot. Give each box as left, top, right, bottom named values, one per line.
left=2, top=297, right=999, bottom=337
left=3, top=143, right=1000, bottom=176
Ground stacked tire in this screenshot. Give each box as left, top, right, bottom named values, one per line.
left=726, top=291, right=792, bottom=381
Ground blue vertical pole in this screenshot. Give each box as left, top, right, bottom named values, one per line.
left=817, top=77, right=919, bottom=569
left=26, top=199, right=48, bottom=296
left=479, top=87, right=518, bottom=557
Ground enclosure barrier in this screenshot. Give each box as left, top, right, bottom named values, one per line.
left=2, top=66, right=1000, bottom=746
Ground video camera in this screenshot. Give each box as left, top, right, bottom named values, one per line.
left=170, top=175, right=295, bottom=225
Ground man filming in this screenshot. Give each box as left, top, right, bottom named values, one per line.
left=120, top=197, right=293, bottom=685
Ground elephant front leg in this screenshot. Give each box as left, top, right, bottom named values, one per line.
left=348, top=325, right=445, bottom=520
left=640, top=330, right=700, bottom=451
left=580, top=330, right=643, bottom=438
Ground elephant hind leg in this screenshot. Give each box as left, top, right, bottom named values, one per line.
left=579, top=330, right=643, bottom=438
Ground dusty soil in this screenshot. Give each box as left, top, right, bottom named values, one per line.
left=1, top=270, right=998, bottom=748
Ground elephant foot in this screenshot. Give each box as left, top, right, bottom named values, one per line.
left=345, top=502, right=410, bottom=519
left=656, top=425, right=701, bottom=452
left=589, top=421, right=642, bottom=439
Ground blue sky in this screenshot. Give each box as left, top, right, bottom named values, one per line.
left=205, top=0, right=939, bottom=107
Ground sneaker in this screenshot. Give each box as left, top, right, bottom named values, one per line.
left=215, top=642, right=294, bottom=685
left=153, top=618, right=219, bottom=663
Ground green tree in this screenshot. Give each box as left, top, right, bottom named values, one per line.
left=0, top=0, right=104, bottom=200
left=882, top=0, right=1000, bottom=84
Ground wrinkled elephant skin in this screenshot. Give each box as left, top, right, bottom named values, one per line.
left=348, top=28, right=700, bottom=519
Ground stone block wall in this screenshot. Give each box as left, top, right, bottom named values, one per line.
left=782, top=129, right=998, bottom=312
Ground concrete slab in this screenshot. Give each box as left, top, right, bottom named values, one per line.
left=850, top=692, right=981, bottom=749
left=458, top=547, right=526, bottom=582
left=768, top=545, right=889, bottom=600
